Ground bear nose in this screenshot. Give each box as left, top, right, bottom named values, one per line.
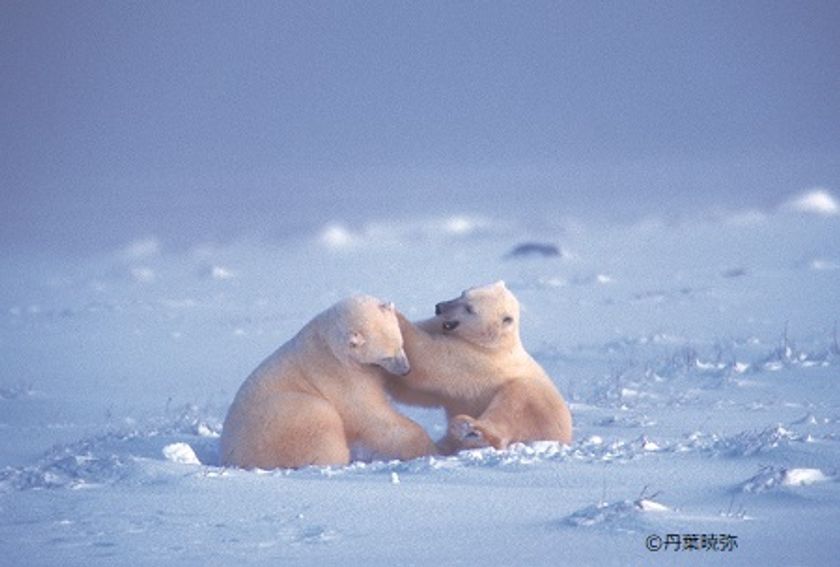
left=381, top=355, right=411, bottom=376
left=393, top=357, right=410, bottom=376
left=435, top=300, right=458, bottom=316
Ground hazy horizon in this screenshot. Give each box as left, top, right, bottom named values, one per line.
left=3, top=2, right=839, bottom=253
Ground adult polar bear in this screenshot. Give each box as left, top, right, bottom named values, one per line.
left=387, top=281, right=572, bottom=454
left=220, top=295, right=436, bottom=469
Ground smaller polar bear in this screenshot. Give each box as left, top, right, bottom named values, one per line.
left=220, top=296, right=436, bottom=469
left=386, top=281, right=572, bottom=453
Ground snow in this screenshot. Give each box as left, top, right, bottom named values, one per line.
left=743, top=466, right=833, bottom=493
left=635, top=498, right=669, bottom=512
left=319, top=224, right=358, bottom=249
left=810, top=258, right=840, bottom=271
left=782, top=188, right=840, bottom=216
left=2, top=207, right=840, bottom=565
left=209, top=266, right=236, bottom=281
left=129, top=266, right=156, bottom=283
left=782, top=468, right=831, bottom=487
left=162, top=443, right=201, bottom=466
left=120, top=238, right=162, bottom=260
left=442, top=215, right=483, bottom=235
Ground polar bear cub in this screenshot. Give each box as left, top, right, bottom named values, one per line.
left=220, top=295, right=436, bottom=469
left=387, top=281, right=572, bottom=453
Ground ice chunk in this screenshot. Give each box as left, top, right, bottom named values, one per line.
left=782, top=468, right=830, bottom=486
left=162, top=443, right=201, bottom=465
left=636, top=498, right=669, bottom=512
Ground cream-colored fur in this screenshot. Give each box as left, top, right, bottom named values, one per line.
left=220, top=295, right=436, bottom=469
left=386, top=281, right=572, bottom=453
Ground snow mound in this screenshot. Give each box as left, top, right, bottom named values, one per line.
left=311, top=442, right=575, bottom=476
left=682, top=425, right=800, bottom=457
left=319, top=224, right=358, bottom=249
left=162, top=443, right=201, bottom=465
left=596, top=414, right=657, bottom=428
left=782, top=468, right=831, bottom=486
left=2, top=432, right=658, bottom=493
left=0, top=404, right=223, bottom=492
left=441, top=215, right=487, bottom=235
left=742, top=466, right=832, bottom=493
left=0, top=449, right=131, bottom=492
left=566, top=496, right=670, bottom=530
left=304, top=438, right=655, bottom=479
left=315, top=214, right=503, bottom=250
left=782, top=188, right=839, bottom=216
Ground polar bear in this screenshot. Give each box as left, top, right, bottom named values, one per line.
left=220, top=295, right=437, bottom=469
left=386, top=281, right=572, bottom=453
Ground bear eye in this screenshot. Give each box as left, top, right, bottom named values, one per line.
left=502, top=316, right=514, bottom=325
left=349, top=332, right=365, bottom=348
left=464, top=304, right=475, bottom=315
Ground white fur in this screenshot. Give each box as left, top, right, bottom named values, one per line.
left=387, top=282, right=573, bottom=453
left=220, top=295, right=436, bottom=469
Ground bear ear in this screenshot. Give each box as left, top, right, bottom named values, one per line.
left=348, top=331, right=366, bottom=348
left=493, top=280, right=507, bottom=290
left=379, top=301, right=395, bottom=313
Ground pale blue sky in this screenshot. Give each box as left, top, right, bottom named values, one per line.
left=2, top=1, right=839, bottom=252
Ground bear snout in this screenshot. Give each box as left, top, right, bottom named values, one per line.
left=380, top=355, right=411, bottom=376
left=435, top=299, right=459, bottom=316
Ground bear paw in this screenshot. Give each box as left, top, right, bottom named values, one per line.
left=448, top=415, right=502, bottom=449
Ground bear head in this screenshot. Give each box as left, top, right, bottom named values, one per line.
left=432, top=281, right=521, bottom=350
left=329, top=295, right=411, bottom=376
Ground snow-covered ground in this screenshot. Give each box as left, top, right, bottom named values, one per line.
left=2, top=192, right=840, bottom=565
